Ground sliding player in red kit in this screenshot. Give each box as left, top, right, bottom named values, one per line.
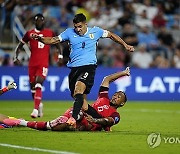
left=2, top=67, right=130, bottom=131
left=14, top=14, right=62, bottom=118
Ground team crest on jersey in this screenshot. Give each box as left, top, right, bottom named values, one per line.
left=89, top=33, right=94, bottom=39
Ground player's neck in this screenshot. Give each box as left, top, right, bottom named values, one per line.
left=83, top=27, right=88, bottom=35
left=35, top=28, right=43, bottom=32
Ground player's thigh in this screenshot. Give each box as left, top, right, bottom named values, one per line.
left=36, top=66, right=48, bottom=83
left=28, top=66, right=37, bottom=84
left=78, top=67, right=96, bottom=94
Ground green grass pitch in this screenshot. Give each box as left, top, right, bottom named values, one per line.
left=0, top=101, right=179, bottom=154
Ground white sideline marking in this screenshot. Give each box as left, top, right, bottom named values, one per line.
left=0, top=143, right=79, bottom=154
left=123, top=109, right=180, bottom=114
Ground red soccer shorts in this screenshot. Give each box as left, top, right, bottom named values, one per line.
left=28, top=66, right=48, bottom=83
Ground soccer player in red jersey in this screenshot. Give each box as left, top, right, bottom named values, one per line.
left=2, top=67, right=130, bottom=131
left=14, top=14, right=62, bottom=118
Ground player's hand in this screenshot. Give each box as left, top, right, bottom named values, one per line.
left=13, top=58, right=21, bottom=66
left=124, top=67, right=130, bottom=76
left=30, top=33, right=41, bottom=40
left=124, top=44, right=134, bottom=52
left=85, top=113, right=96, bottom=123
left=57, top=55, right=64, bottom=66
left=7, top=81, right=17, bottom=90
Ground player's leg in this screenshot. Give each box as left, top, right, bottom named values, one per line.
left=0, top=81, right=17, bottom=96
left=30, top=83, right=36, bottom=99
left=68, top=65, right=99, bottom=124
left=19, top=116, right=70, bottom=131
left=31, top=66, right=47, bottom=118
left=72, top=81, right=86, bottom=120
left=78, top=66, right=101, bottom=118
left=0, top=114, right=9, bottom=122
left=31, top=76, right=45, bottom=118
left=29, top=66, right=38, bottom=117
left=82, top=95, right=102, bottom=118
left=3, top=118, right=47, bottom=130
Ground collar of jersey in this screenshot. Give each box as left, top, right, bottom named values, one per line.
left=34, top=28, right=41, bottom=33
left=83, top=27, right=89, bottom=35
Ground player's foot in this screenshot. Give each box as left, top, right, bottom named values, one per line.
left=3, top=118, right=21, bottom=126
left=38, top=102, right=43, bottom=117
left=31, top=109, right=38, bottom=118
left=66, top=117, right=76, bottom=128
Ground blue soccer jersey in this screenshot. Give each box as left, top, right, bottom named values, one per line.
left=58, top=26, right=108, bottom=68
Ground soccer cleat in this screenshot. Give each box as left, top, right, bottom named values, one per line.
left=3, top=118, right=21, bottom=126
left=66, top=117, right=76, bottom=128
left=38, top=102, right=43, bottom=117
left=30, top=109, right=38, bottom=118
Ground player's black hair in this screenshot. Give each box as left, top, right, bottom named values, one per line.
left=34, top=13, right=44, bottom=21
left=120, top=91, right=127, bottom=102
left=73, top=13, right=86, bottom=23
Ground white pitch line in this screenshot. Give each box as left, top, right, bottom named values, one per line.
left=0, top=143, right=79, bottom=154
left=123, top=109, right=180, bottom=114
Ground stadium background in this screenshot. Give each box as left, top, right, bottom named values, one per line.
left=0, top=0, right=179, bottom=101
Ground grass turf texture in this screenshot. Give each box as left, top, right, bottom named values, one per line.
left=0, top=101, right=179, bottom=154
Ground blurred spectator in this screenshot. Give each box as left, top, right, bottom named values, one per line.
left=135, top=9, right=152, bottom=28
left=157, top=27, right=174, bottom=59
left=157, top=27, right=174, bottom=47
left=162, top=0, right=179, bottom=15
left=75, top=3, right=91, bottom=22
left=137, top=26, right=159, bottom=50
left=172, top=44, right=180, bottom=68
left=132, top=43, right=153, bottom=68
left=132, top=0, right=158, bottom=20
left=152, top=10, right=166, bottom=28
left=85, top=0, right=99, bottom=16
left=0, top=48, right=5, bottom=66
left=151, top=54, right=170, bottom=68
left=65, top=0, right=79, bottom=14
left=112, top=45, right=126, bottom=67
left=58, top=8, right=73, bottom=31
left=118, top=10, right=132, bottom=27
left=122, top=23, right=138, bottom=46
left=97, top=48, right=113, bottom=67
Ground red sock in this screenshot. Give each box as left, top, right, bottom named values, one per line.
left=34, top=88, right=42, bottom=109
left=2, top=87, right=8, bottom=93
left=27, top=121, right=47, bottom=130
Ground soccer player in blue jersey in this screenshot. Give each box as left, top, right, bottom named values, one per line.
left=31, top=13, right=134, bottom=126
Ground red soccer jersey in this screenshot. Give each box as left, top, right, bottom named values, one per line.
left=92, top=86, right=120, bottom=125
left=22, top=28, right=54, bottom=67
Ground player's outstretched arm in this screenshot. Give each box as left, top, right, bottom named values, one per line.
left=14, top=42, right=24, bottom=65
left=31, top=34, right=60, bottom=45
left=107, top=31, right=134, bottom=52
left=86, top=114, right=114, bottom=126
left=101, top=67, right=130, bottom=88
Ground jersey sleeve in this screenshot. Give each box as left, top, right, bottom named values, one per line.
left=95, top=26, right=108, bottom=38
left=21, top=31, right=30, bottom=43
left=58, top=29, right=69, bottom=42
left=110, top=112, right=120, bottom=125
left=98, top=86, right=109, bottom=99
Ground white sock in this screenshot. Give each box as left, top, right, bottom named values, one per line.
left=46, top=121, right=51, bottom=130
left=19, top=120, right=28, bottom=126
